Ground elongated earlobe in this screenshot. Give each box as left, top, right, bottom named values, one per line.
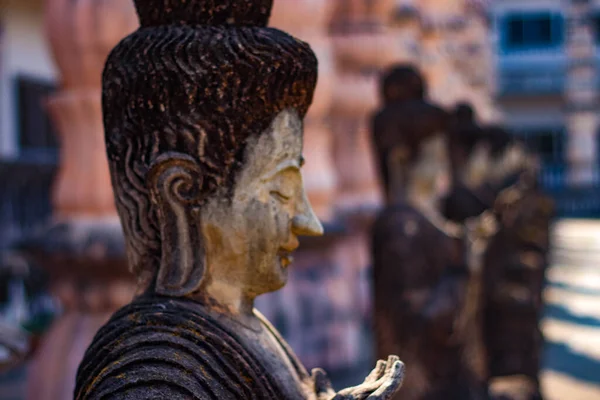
left=147, top=152, right=205, bottom=296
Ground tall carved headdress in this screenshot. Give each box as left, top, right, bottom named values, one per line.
left=104, top=0, right=318, bottom=295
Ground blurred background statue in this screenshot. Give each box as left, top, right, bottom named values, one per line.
left=480, top=129, right=555, bottom=400
left=444, top=108, right=554, bottom=400
left=371, top=64, right=487, bottom=400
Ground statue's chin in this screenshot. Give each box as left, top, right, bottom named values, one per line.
left=255, top=261, right=289, bottom=296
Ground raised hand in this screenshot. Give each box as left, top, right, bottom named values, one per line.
left=313, top=355, right=405, bottom=400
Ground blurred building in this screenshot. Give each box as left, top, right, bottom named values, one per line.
left=0, top=0, right=57, bottom=249
left=0, top=1, right=56, bottom=394
left=489, top=0, right=600, bottom=216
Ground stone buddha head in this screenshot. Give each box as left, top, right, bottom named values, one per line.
left=374, top=64, right=451, bottom=205
left=103, top=0, right=322, bottom=304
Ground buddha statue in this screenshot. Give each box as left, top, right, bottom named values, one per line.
left=370, top=65, right=487, bottom=400
left=483, top=185, right=553, bottom=400
left=74, top=1, right=404, bottom=399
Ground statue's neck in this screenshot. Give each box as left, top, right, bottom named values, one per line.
left=201, top=278, right=256, bottom=320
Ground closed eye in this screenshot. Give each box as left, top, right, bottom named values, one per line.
left=270, top=191, right=291, bottom=203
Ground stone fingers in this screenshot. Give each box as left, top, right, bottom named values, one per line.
left=367, top=359, right=405, bottom=399
left=335, top=356, right=404, bottom=400
left=365, top=359, right=388, bottom=383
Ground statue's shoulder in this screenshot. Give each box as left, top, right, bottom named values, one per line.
left=75, top=297, right=283, bottom=400
left=253, top=309, right=308, bottom=378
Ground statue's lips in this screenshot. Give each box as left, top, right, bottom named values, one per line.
left=278, top=251, right=294, bottom=268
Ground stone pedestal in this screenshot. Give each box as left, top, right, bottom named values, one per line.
left=19, top=1, right=138, bottom=398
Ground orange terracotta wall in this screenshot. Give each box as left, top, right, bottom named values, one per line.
left=45, top=0, right=138, bottom=218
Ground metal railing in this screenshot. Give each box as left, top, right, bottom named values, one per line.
left=496, top=64, right=566, bottom=96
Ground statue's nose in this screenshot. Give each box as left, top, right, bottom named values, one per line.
left=292, top=191, right=324, bottom=237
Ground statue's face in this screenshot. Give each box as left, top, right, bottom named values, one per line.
left=201, top=110, right=323, bottom=298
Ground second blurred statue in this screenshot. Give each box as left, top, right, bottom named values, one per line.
left=478, top=129, right=554, bottom=400
left=445, top=108, right=553, bottom=400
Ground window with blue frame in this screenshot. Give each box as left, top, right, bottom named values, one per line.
left=593, top=15, right=600, bottom=44
left=501, top=12, right=564, bottom=51
left=16, top=75, right=58, bottom=160
left=516, top=128, right=565, bottom=165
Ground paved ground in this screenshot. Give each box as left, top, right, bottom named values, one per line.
left=541, top=219, right=600, bottom=400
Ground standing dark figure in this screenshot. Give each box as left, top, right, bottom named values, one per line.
left=481, top=148, right=554, bottom=400
left=74, top=1, right=405, bottom=399
left=370, top=65, right=487, bottom=400
left=444, top=120, right=552, bottom=400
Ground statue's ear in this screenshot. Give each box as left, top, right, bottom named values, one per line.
left=147, top=152, right=205, bottom=297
